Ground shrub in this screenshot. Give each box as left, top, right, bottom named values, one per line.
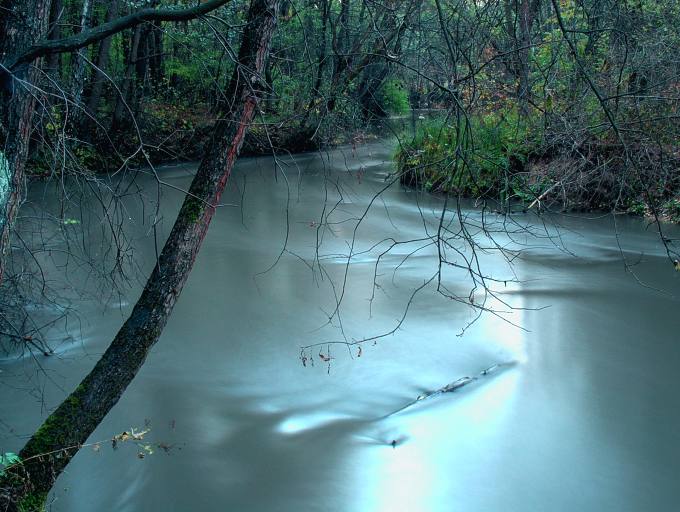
left=396, top=109, right=541, bottom=198
left=380, top=80, right=410, bottom=115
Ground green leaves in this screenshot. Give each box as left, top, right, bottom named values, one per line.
left=380, top=80, right=410, bottom=115
left=396, top=108, right=541, bottom=198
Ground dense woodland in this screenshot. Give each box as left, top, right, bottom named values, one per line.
left=1, top=0, right=680, bottom=509
left=4, top=0, right=680, bottom=213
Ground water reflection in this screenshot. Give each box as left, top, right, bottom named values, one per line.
left=353, top=368, right=520, bottom=512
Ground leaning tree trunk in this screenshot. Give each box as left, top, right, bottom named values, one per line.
left=0, top=0, right=53, bottom=286
left=0, top=0, right=279, bottom=509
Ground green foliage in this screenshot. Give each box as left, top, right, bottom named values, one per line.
left=626, top=200, right=647, bottom=216
left=18, top=492, right=47, bottom=512
left=379, top=80, right=410, bottom=115
left=663, top=198, right=680, bottom=223
left=396, top=108, right=541, bottom=198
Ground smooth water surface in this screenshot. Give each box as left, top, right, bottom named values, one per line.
left=2, top=142, right=679, bottom=511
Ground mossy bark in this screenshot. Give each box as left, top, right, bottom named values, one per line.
left=0, top=0, right=280, bottom=509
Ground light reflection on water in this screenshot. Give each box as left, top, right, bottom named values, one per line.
left=277, top=412, right=356, bottom=435
left=353, top=370, right=520, bottom=512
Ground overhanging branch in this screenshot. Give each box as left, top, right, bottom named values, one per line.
left=7, top=0, right=231, bottom=70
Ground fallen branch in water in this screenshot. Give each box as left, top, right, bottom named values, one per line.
left=382, top=361, right=516, bottom=419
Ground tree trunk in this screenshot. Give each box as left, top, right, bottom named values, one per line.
left=135, top=24, right=151, bottom=105
left=517, top=0, right=539, bottom=117
left=71, top=0, right=93, bottom=108
left=84, top=0, right=120, bottom=122
left=150, top=19, right=164, bottom=84
left=0, top=0, right=53, bottom=286
left=0, top=0, right=279, bottom=509
left=356, top=0, right=411, bottom=120
left=301, top=0, right=329, bottom=127
left=134, top=0, right=161, bottom=105
left=326, top=0, right=351, bottom=113
left=111, top=25, right=142, bottom=130
left=324, top=0, right=420, bottom=115
left=45, top=0, right=63, bottom=74
left=357, top=62, right=390, bottom=119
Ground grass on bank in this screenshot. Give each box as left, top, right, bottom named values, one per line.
left=395, top=108, right=680, bottom=222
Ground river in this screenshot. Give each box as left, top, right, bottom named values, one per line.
left=2, top=140, right=679, bottom=511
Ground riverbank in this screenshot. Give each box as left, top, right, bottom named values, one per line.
left=395, top=115, right=680, bottom=223
left=25, top=102, right=376, bottom=177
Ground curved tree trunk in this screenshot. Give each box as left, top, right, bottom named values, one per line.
left=0, top=0, right=279, bottom=509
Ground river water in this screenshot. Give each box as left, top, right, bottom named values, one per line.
left=2, top=141, right=680, bottom=511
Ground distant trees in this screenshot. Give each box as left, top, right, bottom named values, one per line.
left=0, top=0, right=231, bottom=286
left=394, top=0, right=680, bottom=245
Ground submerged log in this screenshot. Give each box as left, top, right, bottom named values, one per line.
left=382, top=361, right=516, bottom=419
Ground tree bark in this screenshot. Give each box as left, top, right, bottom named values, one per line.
left=517, top=0, right=539, bottom=117
left=111, top=24, right=142, bottom=129
left=301, top=0, right=329, bottom=127
left=326, top=0, right=352, bottom=112
left=357, top=62, right=390, bottom=119
left=0, top=0, right=53, bottom=286
left=0, top=0, right=279, bottom=509
left=71, top=0, right=93, bottom=109
left=84, top=0, right=120, bottom=121
left=134, top=0, right=160, bottom=104
left=45, top=0, right=63, bottom=74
